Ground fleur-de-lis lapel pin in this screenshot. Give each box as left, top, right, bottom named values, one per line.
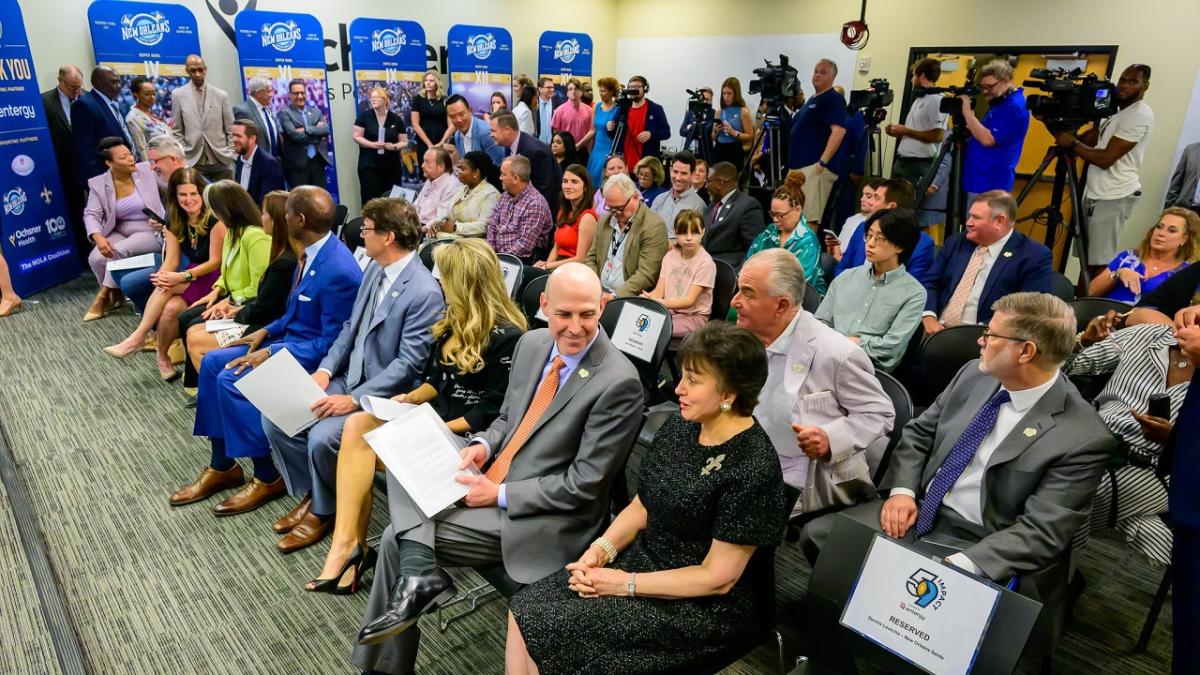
left=1003, top=251, right=1014, bottom=258
left=578, top=368, right=590, bottom=379
left=701, top=454, right=726, bottom=476
left=1023, top=427, right=1037, bottom=437
left=791, top=362, right=804, bottom=373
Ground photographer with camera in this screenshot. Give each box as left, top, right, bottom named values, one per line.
left=680, top=87, right=715, bottom=159
left=787, top=59, right=847, bottom=230
left=887, top=58, right=948, bottom=186
left=1053, top=64, right=1155, bottom=277
left=960, top=60, right=1030, bottom=200
left=614, top=76, right=671, bottom=169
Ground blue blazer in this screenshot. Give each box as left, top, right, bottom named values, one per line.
left=265, top=236, right=363, bottom=371
left=318, top=258, right=444, bottom=401
left=615, top=99, right=671, bottom=158
left=835, top=222, right=936, bottom=284
left=235, top=146, right=286, bottom=206
left=455, top=117, right=505, bottom=166
left=923, top=230, right=1052, bottom=323
left=71, top=90, right=131, bottom=182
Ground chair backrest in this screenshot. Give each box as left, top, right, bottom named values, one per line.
left=1069, top=297, right=1131, bottom=332
left=709, top=259, right=738, bottom=321
left=520, top=273, right=549, bottom=328
left=599, top=296, right=674, bottom=402
left=495, top=254, right=524, bottom=300
left=919, top=324, right=985, bottom=399
left=339, top=216, right=364, bottom=251
left=820, top=252, right=837, bottom=288
left=868, top=371, right=913, bottom=485
left=802, top=282, right=822, bottom=312
left=418, top=239, right=453, bottom=272
left=332, top=203, right=349, bottom=236
left=1051, top=272, right=1076, bottom=302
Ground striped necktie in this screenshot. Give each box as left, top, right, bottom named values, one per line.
left=485, top=355, right=565, bottom=483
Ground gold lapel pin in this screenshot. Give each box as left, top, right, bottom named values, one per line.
left=1023, top=427, right=1037, bottom=437
left=1003, top=251, right=1013, bottom=258
left=791, top=362, right=804, bottom=373
left=578, top=368, right=590, bottom=379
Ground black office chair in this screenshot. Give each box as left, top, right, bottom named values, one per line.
left=1068, top=297, right=1131, bottom=332
left=599, top=297, right=674, bottom=405
left=520, top=274, right=549, bottom=328
left=1051, top=272, right=1077, bottom=302
left=710, top=259, right=738, bottom=321
left=869, top=371, right=913, bottom=485
left=418, top=239, right=453, bottom=271
left=332, top=204, right=349, bottom=237
left=802, top=282, right=822, bottom=313
left=919, top=324, right=986, bottom=400
left=339, top=216, right=364, bottom=251
left=819, top=252, right=837, bottom=289
left=495, top=253, right=524, bottom=300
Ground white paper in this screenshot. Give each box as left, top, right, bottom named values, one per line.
left=105, top=252, right=157, bottom=272
left=205, top=319, right=241, bottom=333
left=363, top=403, right=474, bottom=518
left=498, top=258, right=520, bottom=297
left=353, top=246, right=370, bottom=271
left=360, top=396, right=416, bottom=422
left=389, top=185, right=417, bottom=202
left=608, top=302, right=666, bottom=363
left=232, top=348, right=327, bottom=437
left=840, top=535, right=1001, bottom=675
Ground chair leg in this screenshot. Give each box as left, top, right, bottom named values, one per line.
left=436, top=582, right=500, bottom=632
left=1135, top=564, right=1172, bottom=653
left=774, top=629, right=785, bottom=675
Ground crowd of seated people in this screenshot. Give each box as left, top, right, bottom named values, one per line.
left=46, top=56, right=1200, bottom=674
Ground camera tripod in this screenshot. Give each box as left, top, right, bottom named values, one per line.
left=610, top=103, right=630, bottom=161
left=1014, top=143, right=1091, bottom=282
left=915, top=108, right=970, bottom=234
left=740, top=105, right=785, bottom=189
left=682, top=108, right=714, bottom=164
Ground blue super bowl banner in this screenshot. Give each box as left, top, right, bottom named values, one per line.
left=348, top=18, right=425, bottom=180
left=0, top=0, right=79, bottom=295
left=86, top=1, right=201, bottom=122
left=234, top=10, right=339, bottom=201
left=537, top=31, right=593, bottom=106
left=446, top=24, right=512, bottom=119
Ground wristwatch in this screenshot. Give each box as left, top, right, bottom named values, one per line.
left=183, top=270, right=194, bottom=282
left=627, top=572, right=637, bottom=597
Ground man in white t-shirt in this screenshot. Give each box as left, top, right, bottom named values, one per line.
left=1054, top=64, right=1154, bottom=276
left=886, top=58, right=948, bottom=187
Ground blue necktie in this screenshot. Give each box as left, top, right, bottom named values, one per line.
left=261, top=105, right=276, bottom=155
left=915, top=389, right=1012, bottom=537
left=109, top=100, right=132, bottom=146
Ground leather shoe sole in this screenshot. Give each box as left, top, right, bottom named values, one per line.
left=169, top=465, right=245, bottom=506
left=276, top=512, right=332, bottom=553
left=213, top=477, right=286, bottom=516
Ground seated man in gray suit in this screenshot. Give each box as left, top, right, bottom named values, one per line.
left=264, top=198, right=444, bottom=553
left=278, top=78, right=332, bottom=189
left=801, top=292, right=1117, bottom=645
left=702, top=161, right=767, bottom=267
left=352, top=263, right=644, bottom=671
left=733, top=249, right=894, bottom=516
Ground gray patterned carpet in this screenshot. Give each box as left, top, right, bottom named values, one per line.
left=0, top=276, right=1175, bottom=674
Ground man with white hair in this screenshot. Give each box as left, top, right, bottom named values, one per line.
left=234, top=77, right=281, bottom=158
left=732, top=248, right=894, bottom=516
left=586, top=173, right=668, bottom=298
left=486, top=156, right=553, bottom=263
left=145, top=135, right=188, bottom=193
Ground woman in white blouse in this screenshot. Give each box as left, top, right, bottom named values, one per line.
left=513, top=84, right=538, bottom=136
left=428, top=151, right=500, bottom=239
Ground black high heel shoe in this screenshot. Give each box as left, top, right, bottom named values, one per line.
left=306, top=543, right=377, bottom=595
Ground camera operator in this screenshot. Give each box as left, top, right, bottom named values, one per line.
left=787, top=58, right=847, bottom=230
left=887, top=58, right=948, bottom=186
left=680, top=87, right=715, bottom=157
left=960, top=59, right=1030, bottom=201
left=615, top=76, right=671, bottom=168
left=1053, top=64, right=1154, bottom=277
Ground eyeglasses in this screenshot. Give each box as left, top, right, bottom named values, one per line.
left=980, top=330, right=1026, bottom=344
left=864, top=233, right=891, bottom=244
left=769, top=209, right=795, bottom=221
left=605, top=194, right=636, bottom=213
left=360, top=226, right=376, bottom=234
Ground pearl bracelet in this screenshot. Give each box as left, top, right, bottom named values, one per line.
left=591, top=537, right=618, bottom=564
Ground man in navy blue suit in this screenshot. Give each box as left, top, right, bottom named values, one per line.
left=71, top=66, right=134, bottom=181
left=232, top=119, right=285, bottom=205
left=171, top=186, right=363, bottom=515
left=1166, top=314, right=1200, bottom=673
left=921, top=190, right=1052, bottom=336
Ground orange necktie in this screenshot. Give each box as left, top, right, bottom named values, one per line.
left=486, top=356, right=565, bottom=484
left=942, top=246, right=987, bottom=327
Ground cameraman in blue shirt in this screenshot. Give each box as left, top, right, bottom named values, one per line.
left=960, top=60, right=1030, bottom=209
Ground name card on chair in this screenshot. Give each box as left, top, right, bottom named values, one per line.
left=498, top=259, right=520, bottom=297
left=840, top=534, right=1000, bottom=675
left=609, top=303, right=665, bottom=363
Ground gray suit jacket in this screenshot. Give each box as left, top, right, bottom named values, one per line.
left=233, top=99, right=280, bottom=158
left=1165, top=141, right=1200, bottom=208
left=317, top=258, right=444, bottom=402
left=701, top=189, right=766, bottom=268
left=880, top=361, right=1117, bottom=582
left=170, top=83, right=235, bottom=166
left=277, top=105, right=332, bottom=169
left=390, top=329, right=643, bottom=583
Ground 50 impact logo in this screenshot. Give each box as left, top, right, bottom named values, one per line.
left=904, top=569, right=947, bottom=610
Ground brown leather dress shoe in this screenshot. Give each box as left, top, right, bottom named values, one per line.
left=273, top=494, right=312, bottom=534
left=169, top=465, right=245, bottom=506
left=212, top=477, right=285, bottom=516
left=276, top=511, right=333, bottom=553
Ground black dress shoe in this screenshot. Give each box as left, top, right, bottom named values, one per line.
left=357, top=568, right=457, bottom=645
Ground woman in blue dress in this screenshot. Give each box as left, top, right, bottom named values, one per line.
left=588, top=77, right=621, bottom=187
left=1086, top=207, right=1197, bottom=304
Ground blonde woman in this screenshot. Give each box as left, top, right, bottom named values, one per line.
left=353, top=87, right=407, bottom=204
left=411, top=69, right=452, bottom=171
left=305, top=239, right=526, bottom=593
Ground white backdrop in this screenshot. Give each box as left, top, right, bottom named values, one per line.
left=616, top=33, right=857, bottom=151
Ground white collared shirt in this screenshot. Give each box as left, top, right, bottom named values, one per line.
left=301, top=231, right=332, bottom=279
left=955, top=229, right=1015, bottom=325
left=373, top=251, right=412, bottom=312
left=238, top=150, right=254, bottom=191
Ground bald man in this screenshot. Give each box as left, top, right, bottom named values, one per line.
left=353, top=262, right=644, bottom=671
left=171, top=54, right=236, bottom=182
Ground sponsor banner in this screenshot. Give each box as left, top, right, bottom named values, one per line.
left=348, top=18, right=425, bottom=182
left=446, top=24, right=512, bottom=119
left=537, top=31, right=593, bottom=105
left=234, top=10, right=339, bottom=202
left=0, top=0, right=79, bottom=294
left=86, top=1, right=201, bottom=121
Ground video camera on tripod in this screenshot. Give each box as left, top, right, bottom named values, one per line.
left=614, top=87, right=640, bottom=107
left=685, top=88, right=712, bottom=119
left=912, top=82, right=983, bottom=115
left=848, top=78, right=894, bottom=126
left=748, top=55, right=799, bottom=104
left=1024, top=67, right=1118, bottom=132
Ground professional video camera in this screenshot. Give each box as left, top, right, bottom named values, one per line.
left=615, top=87, right=640, bottom=107
left=685, top=88, right=711, bottom=117
left=748, top=55, right=799, bottom=104
left=1024, top=67, right=1117, bottom=132
left=912, top=82, right=983, bottom=115
left=848, top=78, right=893, bottom=126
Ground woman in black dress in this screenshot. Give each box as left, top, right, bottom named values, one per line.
left=353, top=87, right=406, bottom=205
left=410, top=69, right=451, bottom=175
left=507, top=321, right=788, bottom=674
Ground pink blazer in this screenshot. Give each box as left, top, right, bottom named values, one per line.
left=83, top=162, right=164, bottom=238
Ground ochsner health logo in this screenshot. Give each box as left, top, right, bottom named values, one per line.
left=3, top=186, right=27, bottom=216
left=465, top=33, right=497, bottom=60
left=371, top=28, right=406, bottom=56
left=121, top=11, right=171, bottom=47
left=261, top=20, right=301, bottom=52
left=554, top=39, right=580, bottom=64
